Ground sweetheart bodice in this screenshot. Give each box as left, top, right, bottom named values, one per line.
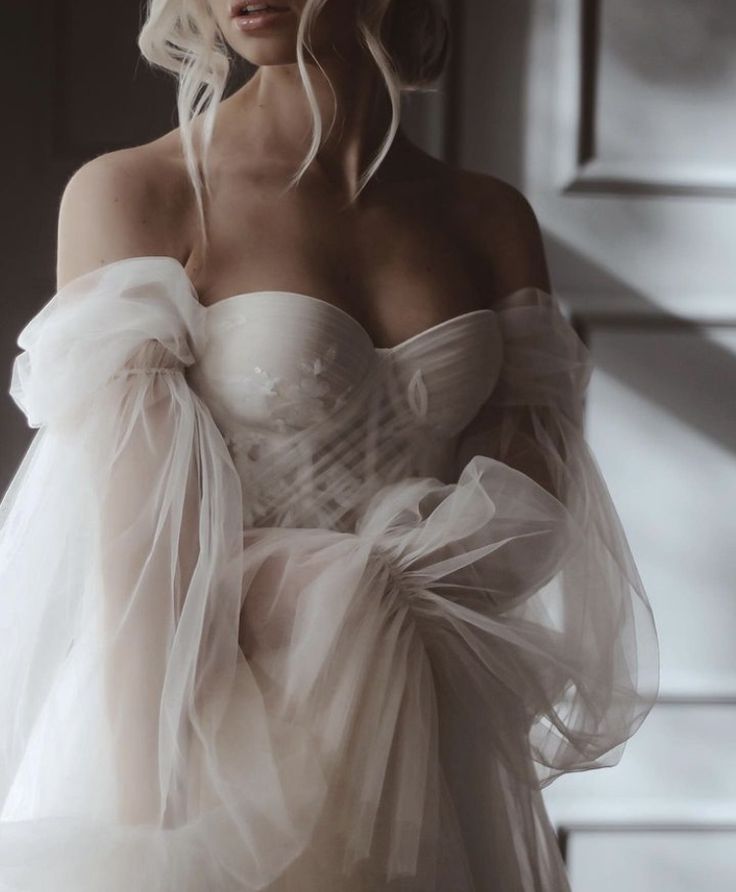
left=185, top=289, right=503, bottom=522
left=187, top=291, right=501, bottom=430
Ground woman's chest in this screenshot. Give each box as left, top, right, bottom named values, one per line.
left=183, top=179, right=493, bottom=351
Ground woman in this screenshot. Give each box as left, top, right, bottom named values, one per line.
left=0, top=1, right=659, bottom=890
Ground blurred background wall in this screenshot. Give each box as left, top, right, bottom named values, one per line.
left=449, top=2, right=736, bottom=888
left=2, top=2, right=736, bottom=887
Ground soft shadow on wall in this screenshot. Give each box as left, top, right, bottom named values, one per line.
left=449, top=0, right=534, bottom=184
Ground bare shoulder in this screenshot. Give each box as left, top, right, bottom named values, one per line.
left=56, top=136, right=193, bottom=290
left=446, top=167, right=552, bottom=304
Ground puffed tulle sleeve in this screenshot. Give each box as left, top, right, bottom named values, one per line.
left=444, top=287, right=661, bottom=788
left=0, top=260, right=327, bottom=890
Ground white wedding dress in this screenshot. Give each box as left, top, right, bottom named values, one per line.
left=0, top=255, right=659, bottom=891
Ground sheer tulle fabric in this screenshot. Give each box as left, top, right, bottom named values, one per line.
left=0, top=257, right=659, bottom=891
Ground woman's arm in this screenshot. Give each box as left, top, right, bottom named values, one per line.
left=56, top=147, right=189, bottom=289
left=456, top=172, right=552, bottom=302
left=457, top=177, right=565, bottom=499
left=50, top=159, right=206, bottom=822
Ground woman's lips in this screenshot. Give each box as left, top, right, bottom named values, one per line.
left=230, top=5, right=292, bottom=32
left=228, top=1, right=288, bottom=16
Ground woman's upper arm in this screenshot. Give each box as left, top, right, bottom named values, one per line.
left=55, top=148, right=186, bottom=290
left=461, top=174, right=552, bottom=304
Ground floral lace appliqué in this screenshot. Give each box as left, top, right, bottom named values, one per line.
left=223, top=342, right=350, bottom=464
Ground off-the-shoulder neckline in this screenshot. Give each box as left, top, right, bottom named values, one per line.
left=62, top=254, right=554, bottom=354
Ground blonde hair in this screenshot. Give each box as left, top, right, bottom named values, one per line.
left=138, top=0, right=449, bottom=254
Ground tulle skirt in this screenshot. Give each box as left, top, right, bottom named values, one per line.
left=0, top=450, right=654, bottom=891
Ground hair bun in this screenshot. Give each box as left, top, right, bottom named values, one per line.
left=383, top=0, right=450, bottom=90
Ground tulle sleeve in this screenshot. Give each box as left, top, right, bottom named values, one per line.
left=0, top=262, right=320, bottom=888
left=0, top=260, right=244, bottom=822
left=450, top=287, right=660, bottom=788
